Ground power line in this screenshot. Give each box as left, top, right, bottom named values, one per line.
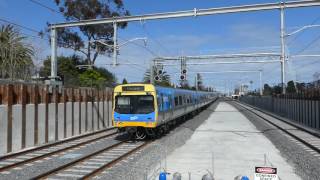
left=287, top=14, right=320, bottom=45
left=137, top=22, right=173, bottom=56
left=295, top=33, right=320, bottom=55
left=28, top=0, right=60, bottom=14
left=118, top=36, right=159, bottom=57
left=117, top=57, right=146, bottom=71
left=27, top=0, right=80, bottom=21
left=0, top=18, right=41, bottom=34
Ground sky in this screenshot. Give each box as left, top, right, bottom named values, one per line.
left=1, top=0, right=320, bottom=92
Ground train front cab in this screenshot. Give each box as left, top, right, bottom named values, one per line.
left=112, top=84, right=158, bottom=138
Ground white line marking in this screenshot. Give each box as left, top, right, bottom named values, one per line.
left=74, top=165, right=100, bottom=169
left=64, top=169, right=92, bottom=173
left=56, top=173, right=84, bottom=177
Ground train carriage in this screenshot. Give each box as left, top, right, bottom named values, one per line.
left=112, top=83, right=216, bottom=139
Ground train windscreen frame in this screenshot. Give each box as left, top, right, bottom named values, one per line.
left=115, top=95, right=154, bottom=114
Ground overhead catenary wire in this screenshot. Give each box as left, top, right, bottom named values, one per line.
left=294, top=33, right=320, bottom=55
left=118, top=36, right=159, bottom=57
left=0, top=17, right=133, bottom=69
left=28, top=0, right=80, bottom=21
left=137, top=22, right=173, bottom=56
left=287, top=14, right=320, bottom=45
left=0, top=18, right=41, bottom=34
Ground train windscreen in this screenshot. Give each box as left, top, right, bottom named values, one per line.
left=115, top=95, right=154, bottom=114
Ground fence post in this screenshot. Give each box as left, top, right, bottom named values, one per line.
left=78, top=89, right=82, bottom=135
left=20, top=84, right=27, bottom=149
left=33, top=85, right=39, bottom=145
left=71, top=88, right=74, bottom=136
left=54, top=86, right=59, bottom=141
left=102, top=90, right=106, bottom=128
left=91, top=88, right=94, bottom=131
left=96, top=89, right=100, bottom=130
left=63, top=88, right=67, bottom=138
left=6, top=84, right=13, bottom=153
left=44, top=85, right=49, bottom=143
left=84, top=89, right=88, bottom=132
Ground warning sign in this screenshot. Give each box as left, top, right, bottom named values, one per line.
left=254, top=167, right=278, bottom=180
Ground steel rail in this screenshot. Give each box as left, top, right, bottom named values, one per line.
left=0, top=127, right=115, bottom=161
left=34, top=141, right=150, bottom=179
left=50, top=1, right=320, bottom=28
left=234, top=100, right=320, bottom=154
left=34, top=141, right=126, bottom=179
left=0, top=129, right=118, bottom=172
left=83, top=141, right=152, bottom=179
left=237, top=101, right=320, bottom=139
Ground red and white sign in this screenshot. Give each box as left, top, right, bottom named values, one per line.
left=254, top=167, right=278, bottom=180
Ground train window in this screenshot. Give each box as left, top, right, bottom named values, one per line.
left=115, top=95, right=154, bottom=114
left=157, top=96, right=161, bottom=106
left=161, top=94, right=164, bottom=110
left=174, top=96, right=179, bottom=106
left=169, top=95, right=172, bottom=108
left=179, top=96, right=182, bottom=105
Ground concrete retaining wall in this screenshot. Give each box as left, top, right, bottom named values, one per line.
left=0, top=100, right=112, bottom=155
left=240, top=96, right=320, bottom=130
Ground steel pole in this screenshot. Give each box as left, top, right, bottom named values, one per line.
left=50, top=28, right=57, bottom=79
left=260, top=71, right=263, bottom=96
left=150, top=62, right=154, bottom=84
left=280, top=6, right=286, bottom=94
left=51, top=1, right=320, bottom=28
left=113, top=22, right=118, bottom=67
left=195, top=75, right=198, bottom=91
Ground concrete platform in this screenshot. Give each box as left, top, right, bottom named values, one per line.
left=163, top=102, right=301, bottom=180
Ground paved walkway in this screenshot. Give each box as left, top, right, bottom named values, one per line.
left=164, top=102, right=300, bottom=180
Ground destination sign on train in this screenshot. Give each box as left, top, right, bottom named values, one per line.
left=122, top=86, right=145, bottom=91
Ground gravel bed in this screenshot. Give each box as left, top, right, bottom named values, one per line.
left=229, top=100, right=320, bottom=180
left=94, top=100, right=220, bottom=180
left=0, top=133, right=128, bottom=180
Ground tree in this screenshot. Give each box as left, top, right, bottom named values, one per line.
left=273, top=85, right=282, bottom=95
left=94, top=67, right=116, bottom=85
left=79, top=69, right=107, bottom=88
left=196, top=73, right=204, bottom=90
left=51, top=0, right=130, bottom=66
left=286, top=80, right=296, bottom=94
left=40, top=55, right=84, bottom=86
left=0, top=24, right=34, bottom=80
left=122, top=78, right=128, bottom=84
left=180, top=81, right=192, bottom=90
left=39, top=55, right=116, bottom=87
left=143, top=68, right=171, bottom=87
left=263, top=84, right=273, bottom=95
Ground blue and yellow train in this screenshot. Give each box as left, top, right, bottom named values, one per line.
left=112, top=83, right=217, bottom=139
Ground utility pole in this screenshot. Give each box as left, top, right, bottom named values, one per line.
left=113, top=22, right=118, bottom=67
left=50, top=28, right=57, bottom=80
left=280, top=4, right=286, bottom=94
left=150, top=62, right=154, bottom=84
left=259, top=70, right=263, bottom=96
left=195, top=74, right=198, bottom=91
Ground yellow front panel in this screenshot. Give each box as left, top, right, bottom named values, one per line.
left=114, top=121, right=157, bottom=128
left=112, top=84, right=159, bottom=128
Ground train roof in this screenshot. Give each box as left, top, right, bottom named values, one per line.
left=114, top=83, right=215, bottom=94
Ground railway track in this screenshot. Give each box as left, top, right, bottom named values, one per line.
left=34, top=140, right=151, bottom=180
left=0, top=128, right=118, bottom=172
left=234, top=100, right=320, bottom=154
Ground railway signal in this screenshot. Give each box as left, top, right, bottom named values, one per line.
left=180, top=74, right=186, bottom=80
left=154, top=76, right=162, bottom=81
